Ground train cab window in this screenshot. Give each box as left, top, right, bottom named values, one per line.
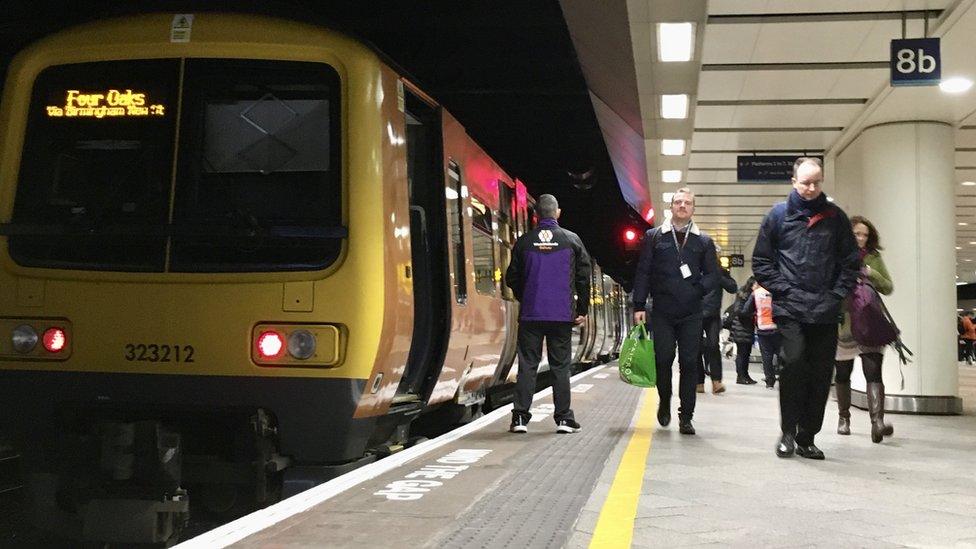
left=470, top=195, right=496, bottom=296
left=447, top=162, right=467, bottom=303
left=9, top=59, right=180, bottom=271
left=170, top=59, right=342, bottom=272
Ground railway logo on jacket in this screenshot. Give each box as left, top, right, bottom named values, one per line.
left=534, top=229, right=558, bottom=249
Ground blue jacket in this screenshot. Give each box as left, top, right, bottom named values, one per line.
left=505, top=218, right=591, bottom=322
left=752, top=191, right=860, bottom=324
left=632, top=220, right=719, bottom=319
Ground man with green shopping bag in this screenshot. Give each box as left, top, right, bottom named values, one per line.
left=632, top=187, right=719, bottom=435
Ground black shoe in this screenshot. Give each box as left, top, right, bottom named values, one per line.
left=678, top=418, right=695, bottom=435
left=657, top=402, right=671, bottom=427
left=795, top=443, right=825, bottom=460
left=556, top=419, right=581, bottom=434
left=509, top=415, right=528, bottom=433
left=775, top=432, right=795, bottom=458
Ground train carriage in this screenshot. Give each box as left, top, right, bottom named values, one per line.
left=0, top=13, right=628, bottom=544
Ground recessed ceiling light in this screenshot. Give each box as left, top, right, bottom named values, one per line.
left=657, top=23, right=695, bottom=62
left=663, top=192, right=674, bottom=203
left=963, top=181, right=976, bottom=186
left=662, top=170, right=682, bottom=183
left=969, top=241, right=976, bottom=245
left=661, top=139, right=686, bottom=156
left=960, top=222, right=969, bottom=226
left=661, top=94, right=689, bottom=119
left=958, top=246, right=964, bottom=250
left=940, top=77, right=973, bottom=93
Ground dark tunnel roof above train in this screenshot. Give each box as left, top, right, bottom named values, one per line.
left=0, top=1, right=647, bottom=286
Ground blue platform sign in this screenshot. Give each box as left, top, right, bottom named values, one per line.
left=891, top=37, right=941, bottom=86
left=737, top=155, right=823, bottom=183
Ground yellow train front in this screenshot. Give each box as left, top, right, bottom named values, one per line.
left=0, top=13, right=629, bottom=545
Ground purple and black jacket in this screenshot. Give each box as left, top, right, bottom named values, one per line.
left=505, top=218, right=592, bottom=322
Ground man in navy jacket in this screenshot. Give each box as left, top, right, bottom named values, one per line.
left=753, top=157, right=859, bottom=460
left=633, top=187, right=719, bottom=435
left=505, top=194, right=591, bottom=434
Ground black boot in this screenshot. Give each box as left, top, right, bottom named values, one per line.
left=836, top=381, right=851, bottom=435
left=657, top=399, right=671, bottom=427
left=867, top=382, right=893, bottom=443
left=775, top=432, right=795, bottom=458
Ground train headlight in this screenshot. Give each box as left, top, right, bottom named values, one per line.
left=11, top=325, right=38, bottom=353
left=287, top=330, right=316, bottom=360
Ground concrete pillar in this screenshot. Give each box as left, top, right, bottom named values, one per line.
left=836, top=121, right=962, bottom=414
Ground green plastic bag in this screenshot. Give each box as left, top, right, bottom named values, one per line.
left=618, top=322, right=656, bottom=387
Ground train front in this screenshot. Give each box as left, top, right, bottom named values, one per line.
left=0, top=14, right=411, bottom=544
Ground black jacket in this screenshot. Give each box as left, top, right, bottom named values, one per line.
left=752, top=191, right=860, bottom=324
left=632, top=220, right=719, bottom=319
left=703, top=269, right=737, bottom=317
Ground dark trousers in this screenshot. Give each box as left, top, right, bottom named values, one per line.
left=734, top=339, right=753, bottom=380
left=777, top=319, right=838, bottom=445
left=513, top=321, right=574, bottom=423
left=652, top=312, right=702, bottom=420
left=757, top=332, right=781, bottom=385
left=835, top=353, right=883, bottom=383
left=697, top=314, right=723, bottom=383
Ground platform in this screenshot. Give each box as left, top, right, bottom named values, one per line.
left=178, top=361, right=976, bottom=549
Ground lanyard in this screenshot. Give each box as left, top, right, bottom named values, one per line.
left=670, top=222, right=692, bottom=260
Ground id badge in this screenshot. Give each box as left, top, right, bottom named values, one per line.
left=679, top=263, right=692, bottom=279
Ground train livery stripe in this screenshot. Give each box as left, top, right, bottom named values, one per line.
left=174, top=364, right=608, bottom=549
left=588, top=389, right=657, bottom=549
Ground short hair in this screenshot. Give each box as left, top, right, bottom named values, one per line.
left=792, top=157, right=823, bottom=178
left=536, top=194, right=559, bottom=219
left=672, top=187, right=695, bottom=204
left=850, top=215, right=883, bottom=252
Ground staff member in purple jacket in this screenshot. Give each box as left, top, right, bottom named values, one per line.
left=505, top=194, right=591, bottom=434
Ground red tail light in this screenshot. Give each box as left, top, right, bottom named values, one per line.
left=257, top=331, right=284, bottom=359
left=42, top=327, right=66, bottom=353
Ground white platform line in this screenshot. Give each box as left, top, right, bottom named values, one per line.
left=174, top=364, right=608, bottom=549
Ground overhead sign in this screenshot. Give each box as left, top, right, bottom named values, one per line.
left=729, top=254, right=745, bottom=268
left=737, top=155, right=823, bottom=183
left=890, top=37, right=941, bottom=86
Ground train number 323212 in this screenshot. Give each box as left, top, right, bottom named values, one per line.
left=123, top=344, right=195, bottom=363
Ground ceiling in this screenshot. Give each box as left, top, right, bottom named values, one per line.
left=0, top=0, right=649, bottom=285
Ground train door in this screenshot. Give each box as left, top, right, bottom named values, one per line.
left=494, top=180, right=519, bottom=383
left=398, top=88, right=451, bottom=400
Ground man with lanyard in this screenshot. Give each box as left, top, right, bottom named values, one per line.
left=633, top=187, right=719, bottom=435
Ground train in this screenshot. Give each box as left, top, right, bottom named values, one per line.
left=0, top=13, right=630, bottom=545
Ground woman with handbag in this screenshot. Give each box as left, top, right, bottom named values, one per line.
left=835, top=216, right=894, bottom=443
left=731, top=277, right=758, bottom=385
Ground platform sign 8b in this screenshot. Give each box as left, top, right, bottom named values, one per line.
left=890, top=37, right=941, bottom=86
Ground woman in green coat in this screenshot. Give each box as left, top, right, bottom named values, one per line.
left=834, top=216, right=894, bottom=443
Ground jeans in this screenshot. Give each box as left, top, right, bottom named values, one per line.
left=757, top=332, right=781, bottom=385
left=777, top=319, right=838, bottom=446
left=697, top=314, right=723, bottom=383
left=652, top=312, right=702, bottom=420
left=513, top=321, right=575, bottom=423
left=734, top=339, right=753, bottom=380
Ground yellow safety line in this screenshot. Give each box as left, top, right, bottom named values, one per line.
left=589, top=390, right=657, bottom=549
